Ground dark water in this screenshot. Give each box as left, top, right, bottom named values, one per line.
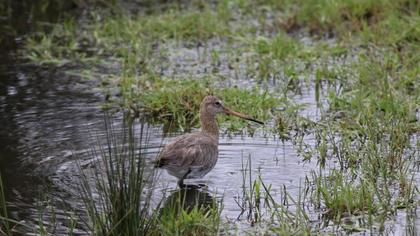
left=0, top=2, right=418, bottom=235
left=0, top=1, right=103, bottom=233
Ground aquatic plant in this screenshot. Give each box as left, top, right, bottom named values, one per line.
left=127, top=77, right=281, bottom=132
left=235, top=155, right=313, bottom=234
left=235, top=155, right=262, bottom=224
left=76, top=116, right=160, bottom=235
left=240, top=0, right=419, bottom=38
left=15, top=0, right=420, bottom=234
left=156, top=188, right=222, bottom=236
left=0, top=174, right=12, bottom=236
left=312, top=171, right=377, bottom=222
left=76, top=114, right=225, bottom=235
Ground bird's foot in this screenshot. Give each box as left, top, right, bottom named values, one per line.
left=178, top=183, right=207, bottom=190
left=177, top=179, right=186, bottom=188
left=184, top=184, right=202, bottom=190
left=197, top=183, right=207, bottom=188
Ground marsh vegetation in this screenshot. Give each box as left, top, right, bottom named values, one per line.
left=0, top=0, right=419, bottom=235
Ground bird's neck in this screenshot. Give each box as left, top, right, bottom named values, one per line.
left=200, top=112, right=219, bottom=139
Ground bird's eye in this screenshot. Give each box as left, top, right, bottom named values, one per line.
left=215, top=101, right=221, bottom=106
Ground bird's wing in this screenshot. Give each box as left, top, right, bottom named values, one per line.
left=155, top=133, right=217, bottom=168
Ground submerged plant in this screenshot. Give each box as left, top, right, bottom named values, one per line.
left=156, top=188, right=222, bottom=236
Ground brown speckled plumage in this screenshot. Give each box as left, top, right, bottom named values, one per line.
left=155, top=95, right=263, bottom=187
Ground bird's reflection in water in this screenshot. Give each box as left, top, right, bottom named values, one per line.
left=160, top=185, right=217, bottom=215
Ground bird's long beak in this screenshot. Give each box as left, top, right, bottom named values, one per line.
left=223, top=107, right=264, bottom=125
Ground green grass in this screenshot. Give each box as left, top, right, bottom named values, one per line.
left=121, top=76, right=285, bottom=132
left=0, top=174, right=12, bottom=236
left=313, top=171, right=377, bottom=222
left=254, top=33, right=302, bottom=61
left=236, top=155, right=313, bottom=234
left=293, top=47, right=419, bottom=231
left=156, top=188, right=222, bottom=236
left=241, top=0, right=419, bottom=39
left=157, top=206, right=221, bottom=236
left=74, top=115, right=224, bottom=235
left=19, top=0, right=419, bottom=132
left=77, top=117, right=160, bottom=235
left=21, top=2, right=233, bottom=66
left=16, top=0, right=420, bottom=234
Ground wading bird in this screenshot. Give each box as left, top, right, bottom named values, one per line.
left=155, top=95, right=263, bottom=187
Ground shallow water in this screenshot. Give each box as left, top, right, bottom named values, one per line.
left=0, top=60, right=103, bottom=234
left=2, top=63, right=419, bottom=235
left=0, top=2, right=419, bottom=235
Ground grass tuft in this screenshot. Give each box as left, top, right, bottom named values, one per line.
left=77, top=116, right=159, bottom=235
left=0, top=174, right=12, bottom=236
left=156, top=188, right=222, bottom=236
left=128, top=77, right=280, bottom=132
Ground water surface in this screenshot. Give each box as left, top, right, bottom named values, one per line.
left=0, top=2, right=418, bottom=235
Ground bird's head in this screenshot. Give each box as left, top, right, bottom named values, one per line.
left=200, top=95, right=264, bottom=125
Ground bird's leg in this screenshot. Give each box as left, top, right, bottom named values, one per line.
left=178, top=169, right=191, bottom=188
left=177, top=178, right=185, bottom=188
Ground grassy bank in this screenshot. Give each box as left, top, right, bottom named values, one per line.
left=20, top=0, right=419, bottom=130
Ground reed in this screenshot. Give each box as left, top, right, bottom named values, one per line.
left=76, top=114, right=224, bottom=235
left=0, top=174, right=12, bottom=236
left=76, top=115, right=160, bottom=235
